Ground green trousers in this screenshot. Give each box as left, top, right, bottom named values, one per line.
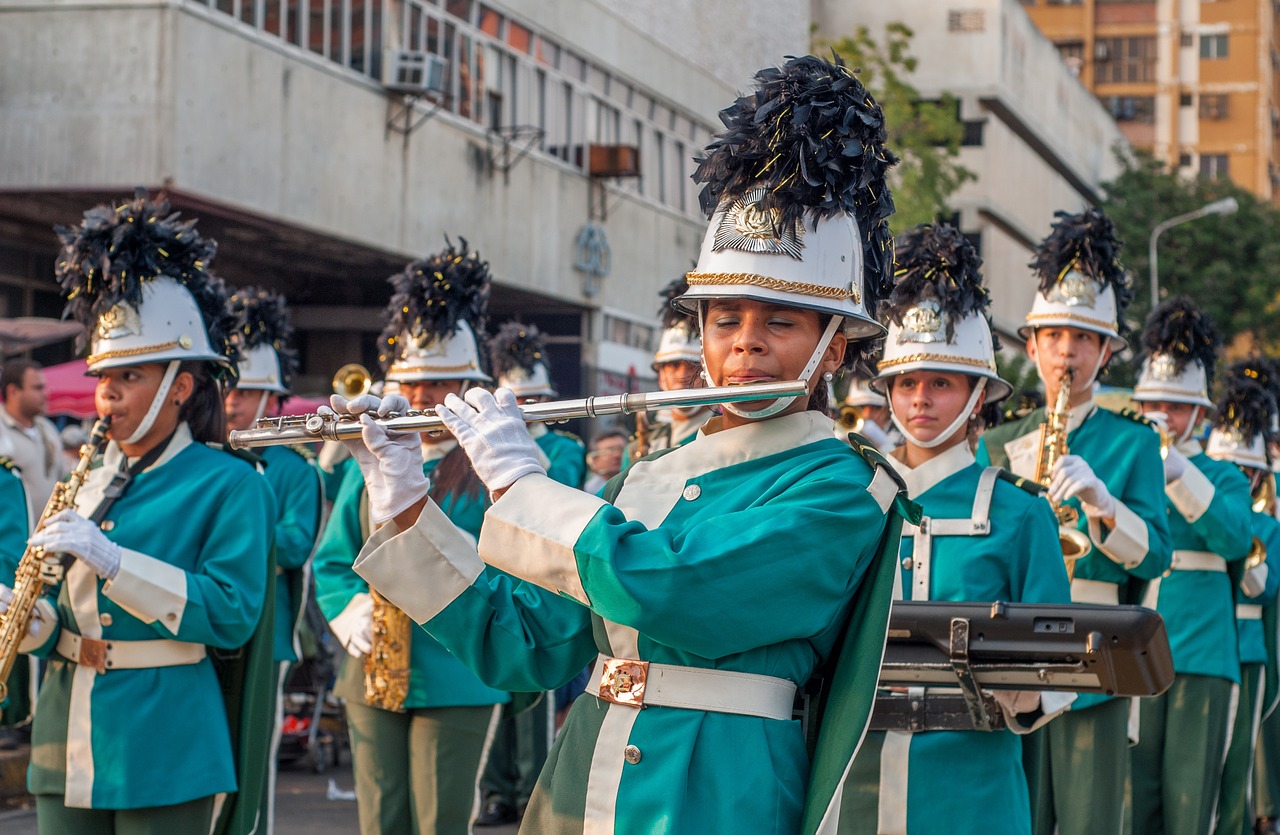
left=1025, top=697, right=1130, bottom=835
left=1216, top=664, right=1264, bottom=835
left=344, top=699, right=499, bottom=835
left=1256, top=678, right=1280, bottom=819
left=34, top=793, right=215, bottom=835
left=1, top=656, right=32, bottom=726
left=1132, top=673, right=1237, bottom=835
left=480, top=690, right=553, bottom=809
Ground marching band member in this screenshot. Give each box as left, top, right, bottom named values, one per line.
left=624, top=277, right=710, bottom=463
left=345, top=54, right=914, bottom=833
left=18, top=191, right=275, bottom=834
left=1130, top=297, right=1252, bottom=835
left=225, top=286, right=323, bottom=835
left=1205, top=374, right=1280, bottom=835
left=977, top=209, right=1172, bottom=835
left=839, top=224, right=1072, bottom=835
left=311, top=240, right=507, bottom=835
left=477, top=321, right=585, bottom=825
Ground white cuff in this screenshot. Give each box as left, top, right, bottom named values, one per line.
left=997, top=689, right=1076, bottom=734
left=1088, top=500, right=1149, bottom=569
left=353, top=499, right=484, bottom=623
left=17, top=598, right=58, bottom=654
left=103, top=549, right=188, bottom=635
left=478, top=473, right=606, bottom=605
left=1166, top=462, right=1215, bottom=523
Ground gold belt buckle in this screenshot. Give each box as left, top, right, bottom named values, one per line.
left=78, top=636, right=108, bottom=674
left=599, top=658, right=649, bottom=708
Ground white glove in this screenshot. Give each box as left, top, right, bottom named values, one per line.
left=993, top=689, right=1040, bottom=716
left=1143, top=411, right=1188, bottom=482
left=325, top=393, right=429, bottom=524
left=0, top=584, right=50, bottom=641
left=1049, top=455, right=1116, bottom=520
left=329, top=592, right=373, bottom=658
left=434, top=388, right=546, bottom=492
left=29, top=509, right=122, bottom=580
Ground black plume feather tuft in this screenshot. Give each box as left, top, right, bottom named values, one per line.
left=378, top=237, right=491, bottom=373
left=228, top=286, right=300, bottom=394
left=658, top=277, right=697, bottom=332
left=882, top=224, right=992, bottom=344
left=692, top=53, right=898, bottom=350
left=1031, top=208, right=1133, bottom=335
left=55, top=188, right=237, bottom=367
left=1227, top=355, right=1280, bottom=408
left=1139, top=296, right=1221, bottom=391
left=489, top=321, right=548, bottom=380
left=1214, top=376, right=1276, bottom=446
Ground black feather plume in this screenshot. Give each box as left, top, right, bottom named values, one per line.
left=228, top=286, right=300, bottom=394
left=658, top=277, right=697, bottom=332
left=1031, top=208, right=1133, bottom=336
left=489, top=321, right=548, bottom=380
left=882, top=224, right=994, bottom=345
left=1139, top=297, right=1221, bottom=391
left=378, top=237, right=491, bottom=373
left=1227, top=355, right=1280, bottom=408
left=55, top=188, right=238, bottom=368
left=691, top=53, right=898, bottom=357
left=1214, top=376, right=1276, bottom=446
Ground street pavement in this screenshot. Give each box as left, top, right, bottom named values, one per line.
left=0, top=758, right=520, bottom=834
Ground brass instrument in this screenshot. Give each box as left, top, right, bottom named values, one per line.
left=0, top=419, right=111, bottom=701
left=1253, top=471, right=1276, bottom=515
left=333, top=363, right=372, bottom=400
left=837, top=403, right=865, bottom=434
left=229, top=380, right=809, bottom=449
left=1033, top=370, right=1092, bottom=580
left=632, top=410, right=652, bottom=460
left=365, top=589, right=411, bottom=711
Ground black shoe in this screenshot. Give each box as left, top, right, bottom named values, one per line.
left=476, top=799, right=518, bottom=827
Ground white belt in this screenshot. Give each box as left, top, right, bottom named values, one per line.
left=1171, top=550, right=1227, bottom=572
left=1237, top=604, right=1264, bottom=620
left=57, top=631, right=206, bottom=673
left=590, top=654, right=796, bottom=721
left=1071, top=578, right=1120, bottom=606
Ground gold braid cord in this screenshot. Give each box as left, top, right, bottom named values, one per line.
left=877, top=353, right=995, bottom=372
left=86, top=340, right=182, bottom=367
left=686, top=272, right=856, bottom=301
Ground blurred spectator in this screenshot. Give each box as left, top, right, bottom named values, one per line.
left=0, top=360, right=63, bottom=525
left=583, top=429, right=627, bottom=494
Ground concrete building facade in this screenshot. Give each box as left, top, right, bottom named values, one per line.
left=814, top=0, right=1129, bottom=334
left=0, top=0, right=809, bottom=397
left=1022, top=0, right=1279, bottom=200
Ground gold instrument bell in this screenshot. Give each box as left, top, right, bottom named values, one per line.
left=1253, top=472, right=1276, bottom=515
left=837, top=403, right=864, bottom=434
left=333, top=363, right=372, bottom=400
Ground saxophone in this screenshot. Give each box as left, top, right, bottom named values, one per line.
left=364, top=588, right=411, bottom=711
left=0, top=418, right=110, bottom=701
left=1032, top=370, right=1092, bottom=580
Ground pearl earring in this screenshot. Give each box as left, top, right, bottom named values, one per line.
left=823, top=371, right=834, bottom=382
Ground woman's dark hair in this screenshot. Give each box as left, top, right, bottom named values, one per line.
left=179, top=360, right=228, bottom=444
left=428, top=444, right=485, bottom=505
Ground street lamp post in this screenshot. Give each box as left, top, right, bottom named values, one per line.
left=1148, top=196, right=1239, bottom=309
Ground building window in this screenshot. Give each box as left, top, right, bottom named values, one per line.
left=1096, top=37, right=1157, bottom=83
left=1056, top=41, right=1084, bottom=77
left=948, top=10, right=986, bottom=31
left=1180, top=32, right=1195, bottom=48
left=1180, top=92, right=1194, bottom=107
left=1200, top=34, right=1228, bottom=60
left=1200, top=154, right=1230, bottom=179
left=1199, top=94, right=1229, bottom=120
left=1105, top=96, right=1155, bottom=123
left=1178, top=153, right=1193, bottom=168
left=962, top=120, right=985, bottom=146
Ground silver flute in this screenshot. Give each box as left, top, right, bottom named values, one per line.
left=228, top=379, right=809, bottom=449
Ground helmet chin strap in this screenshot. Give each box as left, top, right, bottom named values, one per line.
left=714, top=314, right=844, bottom=421
left=888, top=377, right=986, bottom=449
left=123, top=360, right=181, bottom=446
left=250, top=389, right=273, bottom=425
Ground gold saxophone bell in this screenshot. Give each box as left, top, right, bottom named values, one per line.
left=837, top=403, right=865, bottom=434
left=333, top=363, right=372, bottom=400
left=1253, top=473, right=1276, bottom=515
left=1246, top=537, right=1268, bottom=571
left=1158, top=427, right=1171, bottom=460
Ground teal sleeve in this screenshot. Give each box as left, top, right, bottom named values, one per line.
left=1011, top=494, right=1073, bottom=604
left=169, top=468, right=274, bottom=649
left=1256, top=514, right=1280, bottom=603
left=424, top=571, right=598, bottom=691
left=1116, top=430, right=1173, bottom=580
left=544, top=436, right=587, bottom=489
left=312, top=463, right=368, bottom=621
left=573, top=471, right=885, bottom=659
left=1188, top=461, right=1252, bottom=561
left=0, top=471, right=28, bottom=586
left=270, top=455, right=323, bottom=571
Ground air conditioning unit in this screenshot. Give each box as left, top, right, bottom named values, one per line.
left=1094, top=41, right=1110, bottom=61
left=586, top=144, right=641, bottom=178
left=382, top=50, right=448, bottom=96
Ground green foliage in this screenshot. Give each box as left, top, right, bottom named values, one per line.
left=1099, top=148, right=1280, bottom=363
left=819, top=23, right=976, bottom=234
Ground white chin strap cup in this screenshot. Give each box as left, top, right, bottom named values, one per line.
left=889, top=377, right=987, bottom=449
left=718, top=315, right=844, bottom=421
left=123, top=360, right=181, bottom=445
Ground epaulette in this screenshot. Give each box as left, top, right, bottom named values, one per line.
left=207, top=442, right=267, bottom=469
left=845, top=432, right=907, bottom=493
left=285, top=443, right=318, bottom=462
left=1119, top=408, right=1156, bottom=428
left=0, top=455, right=19, bottom=474
left=995, top=468, right=1047, bottom=496
left=553, top=429, right=585, bottom=448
